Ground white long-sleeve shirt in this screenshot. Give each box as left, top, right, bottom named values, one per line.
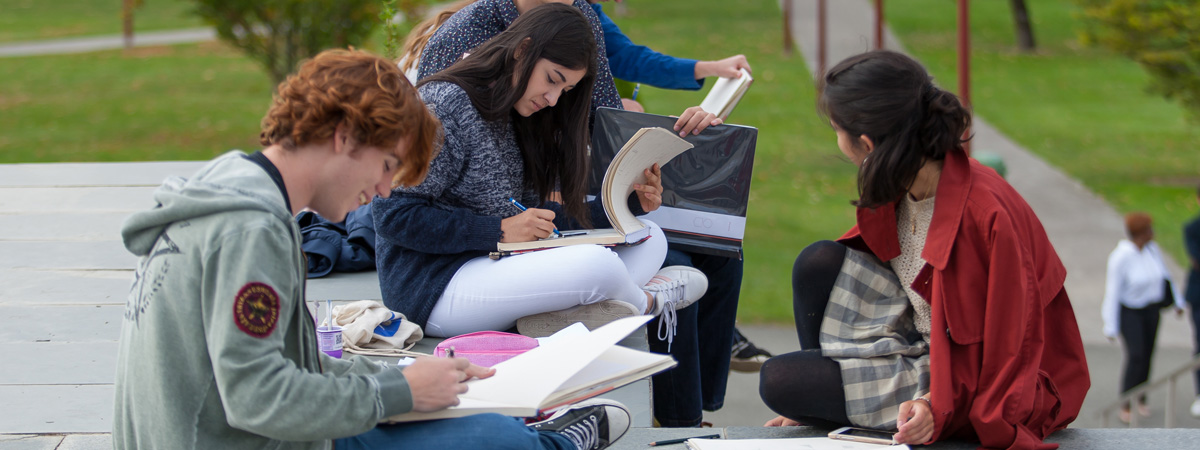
left=1101, top=239, right=1185, bottom=337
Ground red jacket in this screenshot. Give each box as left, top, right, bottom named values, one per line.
left=838, top=150, right=1089, bottom=450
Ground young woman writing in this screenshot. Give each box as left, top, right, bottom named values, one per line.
left=373, top=3, right=706, bottom=339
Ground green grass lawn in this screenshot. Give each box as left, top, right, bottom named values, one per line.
left=6, top=0, right=1194, bottom=324
left=885, top=0, right=1200, bottom=265
left=0, top=0, right=203, bottom=43
left=0, top=0, right=842, bottom=323
left=0, top=42, right=271, bottom=162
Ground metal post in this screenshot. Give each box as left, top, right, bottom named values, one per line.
left=1167, top=378, right=1176, bottom=428
left=875, top=0, right=885, bottom=50
left=783, top=0, right=794, bottom=56
left=956, top=0, right=971, bottom=155
left=817, top=0, right=827, bottom=79
left=122, top=0, right=135, bottom=49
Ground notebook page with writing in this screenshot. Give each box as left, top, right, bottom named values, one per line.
left=601, top=127, right=694, bottom=235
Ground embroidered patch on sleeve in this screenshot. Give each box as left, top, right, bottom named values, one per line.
left=234, top=282, right=281, bottom=338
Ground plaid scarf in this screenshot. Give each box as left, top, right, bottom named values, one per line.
left=820, top=248, right=931, bottom=429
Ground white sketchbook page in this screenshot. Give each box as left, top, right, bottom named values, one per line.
left=548, top=345, right=675, bottom=404
left=685, top=437, right=910, bottom=450
left=455, top=315, right=655, bottom=408
left=699, top=68, right=753, bottom=119
left=600, top=127, right=693, bottom=234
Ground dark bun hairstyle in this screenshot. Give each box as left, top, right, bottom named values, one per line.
left=818, top=50, right=971, bottom=208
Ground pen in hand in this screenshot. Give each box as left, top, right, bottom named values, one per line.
left=509, top=197, right=561, bottom=237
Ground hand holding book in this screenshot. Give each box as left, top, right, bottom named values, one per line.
left=632, top=163, right=663, bottom=213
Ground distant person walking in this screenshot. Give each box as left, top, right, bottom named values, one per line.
left=1185, top=186, right=1200, bottom=418
left=1102, top=212, right=1185, bottom=423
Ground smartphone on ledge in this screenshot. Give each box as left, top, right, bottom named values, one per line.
left=828, top=426, right=896, bottom=445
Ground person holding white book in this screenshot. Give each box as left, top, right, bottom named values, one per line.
left=374, top=4, right=707, bottom=341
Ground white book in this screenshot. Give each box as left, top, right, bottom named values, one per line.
left=495, top=127, right=693, bottom=253
left=699, top=68, right=753, bottom=120
left=684, top=437, right=910, bottom=450
left=382, top=315, right=676, bottom=422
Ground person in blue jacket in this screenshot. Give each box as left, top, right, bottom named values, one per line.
left=1185, top=184, right=1200, bottom=418
left=591, top=0, right=765, bottom=428
left=590, top=0, right=749, bottom=113
left=396, top=0, right=757, bottom=427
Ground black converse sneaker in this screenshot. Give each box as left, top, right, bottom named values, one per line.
left=730, top=327, right=773, bottom=373
left=527, top=399, right=631, bottom=450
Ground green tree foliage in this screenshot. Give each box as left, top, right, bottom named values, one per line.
left=1076, top=0, right=1200, bottom=120
left=190, top=0, right=382, bottom=84
left=379, top=0, right=438, bottom=60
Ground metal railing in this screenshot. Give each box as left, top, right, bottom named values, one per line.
left=1099, top=354, right=1200, bottom=428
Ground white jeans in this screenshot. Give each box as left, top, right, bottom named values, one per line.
left=424, top=221, right=667, bottom=337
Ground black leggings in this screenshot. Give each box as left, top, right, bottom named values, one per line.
left=759, top=240, right=851, bottom=428
left=1120, top=305, right=1161, bottom=403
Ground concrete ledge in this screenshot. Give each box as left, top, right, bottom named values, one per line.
left=8, top=427, right=1200, bottom=450
left=610, top=426, right=1200, bottom=449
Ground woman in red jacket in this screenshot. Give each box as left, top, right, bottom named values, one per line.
left=759, top=50, right=1090, bottom=449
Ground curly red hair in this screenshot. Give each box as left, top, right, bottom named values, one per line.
left=261, top=49, right=439, bottom=187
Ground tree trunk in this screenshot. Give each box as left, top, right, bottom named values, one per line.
left=122, top=0, right=135, bottom=49
left=1010, top=0, right=1036, bottom=52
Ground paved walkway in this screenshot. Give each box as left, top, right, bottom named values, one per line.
left=0, top=28, right=215, bottom=58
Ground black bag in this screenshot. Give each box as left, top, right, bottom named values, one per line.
left=1152, top=278, right=1176, bottom=310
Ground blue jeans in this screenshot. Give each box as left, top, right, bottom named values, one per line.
left=648, top=249, right=742, bottom=427
left=335, top=413, right=573, bottom=450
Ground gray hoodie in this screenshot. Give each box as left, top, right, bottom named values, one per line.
left=113, top=152, right=413, bottom=450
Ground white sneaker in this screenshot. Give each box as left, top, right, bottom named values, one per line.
left=642, top=266, right=708, bottom=350
left=1191, top=397, right=1200, bottom=418
left=528, top=398, right=631, bottom=450
left=516, top=300, right=640, bottom=338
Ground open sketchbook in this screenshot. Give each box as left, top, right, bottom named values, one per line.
left=685, top=437, right=910, bottom=450
left=494, top=127, right=693, bottom=253
left=383, top=315, right=676, bottom=422
left=699, top=68, right=753, bottom=120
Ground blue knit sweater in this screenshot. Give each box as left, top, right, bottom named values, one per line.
left=373, top=81, right=640, bottom=328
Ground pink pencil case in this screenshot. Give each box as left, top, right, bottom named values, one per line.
left=434, top=331, right=539, bottom=367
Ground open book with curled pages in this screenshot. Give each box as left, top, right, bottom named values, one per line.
left=493, top=127, right=693, bottom=255
left=383, top=315, right=676, bottom=422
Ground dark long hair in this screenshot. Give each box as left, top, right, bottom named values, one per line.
left=818, top=50, right=972, bottom=209
left=419, top=3, right=597, bottom=226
